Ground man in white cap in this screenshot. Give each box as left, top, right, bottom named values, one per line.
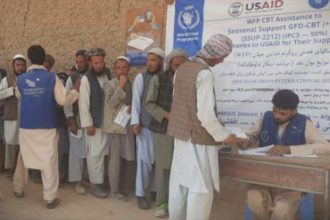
left=131, top=47, right=165, bottom=209
left=167, top=34, right=238, bottom=220
left=0, top=54, right=26, bottom=180
left=145, top=48, right=188, bottom=218
left=102, top=56, right=135, bottom=200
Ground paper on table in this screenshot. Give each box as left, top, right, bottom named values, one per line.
left=283, top=154, right=318, bottom=158
left=114, top=105, right=131, bottom=128
left=238, top=145, right=274, bottom=156
left=225, top=126, right=248, bottom=138
left=0, top=87, right=14, bottom=100
left=127, top=35, right=154, bottom=51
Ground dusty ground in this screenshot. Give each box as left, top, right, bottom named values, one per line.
left=0, top=174, right=324, bottom=220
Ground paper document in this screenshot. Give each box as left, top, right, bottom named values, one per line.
left=283, top=154, right=318, bottom=158
left=238, top=145, right=274, bottom=156
left=226, top=126, right=248, bottom=138
left=127, top=35, right=154, bottom=51
left=0, top=87, right=14, bottom=100
left=70, top=129, right=83, bottom=139
left=114, top=105, right=131, bottom=128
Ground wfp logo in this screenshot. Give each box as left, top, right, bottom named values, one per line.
left=25, top=79, right=36, bottom=87
left=178, top=5, right=200, bottom=30
left=309, top=0, right=329, bottom=9
left=228, top=2, right=244, bottom=17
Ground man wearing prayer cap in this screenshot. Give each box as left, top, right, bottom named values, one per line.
left=131, top=47, right=164, bottom=209
left=0, top=54, right=26, bottom=180
left=145, top=48, right=188, bottom=218
left=167, top=34, right=238, bottom=220
left=102, top=55, right=135, bottom=201
left=237, top=89, right=330, bottom=220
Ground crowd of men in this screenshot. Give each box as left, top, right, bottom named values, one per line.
left=0, top=33, right=329, bottom=220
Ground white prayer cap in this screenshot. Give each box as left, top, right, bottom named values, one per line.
left=197, top=34, right=232, bottom=59
left=13, top=54, right=26, bottom=60
left=148, top=47, right=165, bottom=59
left=165, top=48, right=188, bottom=63
left=114, top=56, right=130, bottom=64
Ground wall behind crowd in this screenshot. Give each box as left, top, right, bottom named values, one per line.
left=0, top=0, right=167, bottom=77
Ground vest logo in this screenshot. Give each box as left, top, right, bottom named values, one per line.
left=261, top=130, right=270, bottom=143
left=229, top=0, right=284, bottom=17
left=25, top=79, right=36, bottom=87
left=178, top=5, right=201, bottom=30
left=309, top=0, right=329, bottom=9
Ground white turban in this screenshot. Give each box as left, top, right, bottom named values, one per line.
left=196, top=34, right=232, bottom=59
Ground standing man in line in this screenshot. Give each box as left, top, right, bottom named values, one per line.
left=103, top=56, right=135, bottom=200
left=0, top=54, right=26, bottom=180
left=145, top=49, right=188, bottom=218
left=13, top=45, right=79, bottom=209
left=131, top=48, right=165, bottom=209
left=79, top=48, right=110, bottom=198
left=64, top=49, right=89, bottom=194
left=167, top=34, right=237, bottom=220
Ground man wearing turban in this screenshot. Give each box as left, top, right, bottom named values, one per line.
left=167, top=34, right=238, bottom=220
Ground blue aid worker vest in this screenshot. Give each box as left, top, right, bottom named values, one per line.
left=17, top=68, right=58, bottom=129
left=260, top=111, right=307, bottom=147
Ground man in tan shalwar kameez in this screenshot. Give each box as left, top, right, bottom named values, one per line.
left=13, top=45, right=79, bottom=209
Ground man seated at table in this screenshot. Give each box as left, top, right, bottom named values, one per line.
left=238, top=89, right=330, bottom=220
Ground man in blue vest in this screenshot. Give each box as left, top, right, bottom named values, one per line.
left=239, top=89, right=330, bottom=220
left=13, top=45, right=79, bottom=209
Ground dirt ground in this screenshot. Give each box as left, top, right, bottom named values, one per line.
left=0, top=174, right=324, bottom=220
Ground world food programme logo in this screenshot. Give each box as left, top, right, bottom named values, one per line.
left=228, top=2, right=244, bottom=17
left=178, top=5, right=200, bottom=30
left=309, top=0, right=329, bottom=9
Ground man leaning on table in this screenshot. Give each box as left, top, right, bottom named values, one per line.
left=237, top=89, right=330, bottom=220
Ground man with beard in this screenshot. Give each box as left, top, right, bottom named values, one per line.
left=0, top=54, right=26, bottom=180
left=131, top=47, right=165, bottom=209
left=79, top=48, right=111, bottom=198
left=145, top=48, right=188, bottom=218
left=64, top=49, right=89, bottom=195
left=167, top=34, right=238, bottom=220
left=103, top=56, right=135, bottom=201
left=238, top=89, right=330, bottom=220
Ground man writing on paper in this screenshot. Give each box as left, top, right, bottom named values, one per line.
left=238, top=89, right=330, bottom=220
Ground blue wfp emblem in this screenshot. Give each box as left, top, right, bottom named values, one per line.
left=178, top=5, right=201, bottom=30
left=261, top=130, right=270, bottom=143
left=309, top=0, right=329, bottom=9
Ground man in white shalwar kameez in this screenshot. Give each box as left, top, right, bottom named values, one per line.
left=167, top=34, right=237, bottom=220
left=0, top=54, right=26, bottom=179
left=79, top=48, right=110, bottom=198
left=131, top=48, right=165, bottom=209
left=13, top=45, right=79, bottom=209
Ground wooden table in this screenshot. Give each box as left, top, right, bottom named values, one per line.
left=219, top=152, right=330, bottom=220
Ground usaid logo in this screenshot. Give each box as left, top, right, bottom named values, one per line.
left=228, top=2, right=244, bottom=17
left=229, top=0, right=284, bottom=16
left=309, top=0, right=329, bottom=9
left=178, top=5, right=200, bottom=30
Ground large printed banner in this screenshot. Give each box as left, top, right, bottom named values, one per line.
left=166, top=0, right=330, bottom=137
